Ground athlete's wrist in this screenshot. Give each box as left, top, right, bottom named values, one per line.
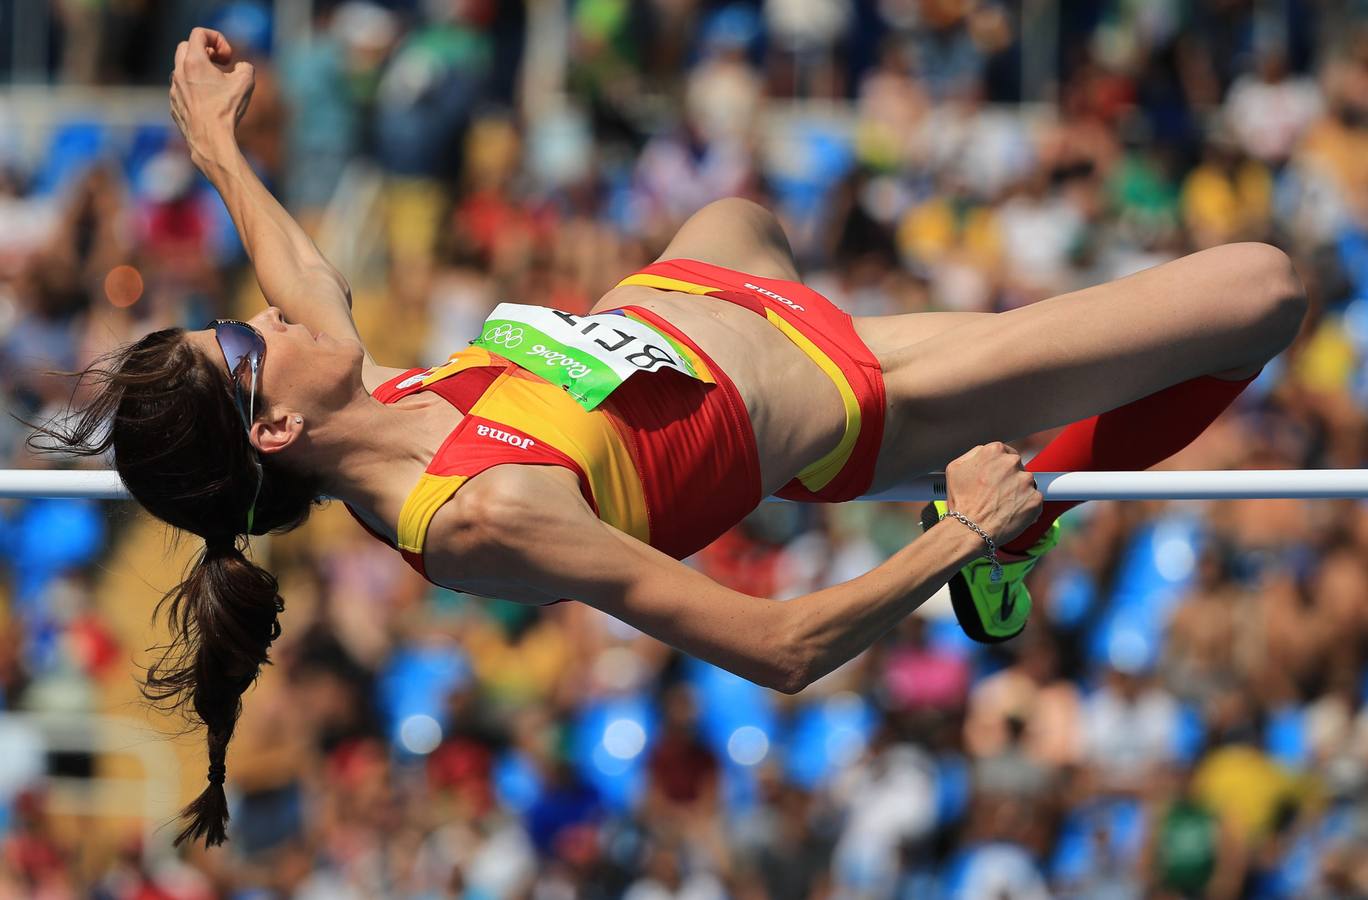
left=941, top=509, right=1002, bottom=581
left=189, top=131, right=240, bottom=178
left=923, top=517, right=987, bottom=570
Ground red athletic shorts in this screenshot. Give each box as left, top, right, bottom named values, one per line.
left=616, top=258, right=887, bottom=503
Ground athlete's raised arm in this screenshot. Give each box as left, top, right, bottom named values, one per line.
left=168, top=27, right=399, bottom=388
left=433, top=444, right=1042, bottom=693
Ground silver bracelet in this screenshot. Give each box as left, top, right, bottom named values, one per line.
left=942, top=510, right=1003, bottom=583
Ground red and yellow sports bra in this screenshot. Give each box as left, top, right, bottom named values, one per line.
left=347, top=306, right=763, bottom=585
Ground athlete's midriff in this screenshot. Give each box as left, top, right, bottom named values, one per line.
left=595, top=289, right=847, bottom=495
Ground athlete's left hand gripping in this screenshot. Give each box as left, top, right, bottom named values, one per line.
left=168, top=27, right=255, bottom=171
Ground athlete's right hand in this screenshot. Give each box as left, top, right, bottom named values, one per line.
left=169, top=27, right=255, bottom=170
left=942, top=442, right=1042, bottom=547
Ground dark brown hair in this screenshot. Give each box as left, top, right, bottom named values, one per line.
left=27, top=327, right=324, bottom=847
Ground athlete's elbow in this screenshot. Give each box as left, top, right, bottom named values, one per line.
left=770, top=602, right=853, bottom=694
left=769, top=663, right=810, bottom=695
left=327, top=270, right=355, bottom=310
left=729, top=640, right=808, bottom=694
left=299, top=264, right=354, bottom=309
left=768, top=626, right=816, bottom=695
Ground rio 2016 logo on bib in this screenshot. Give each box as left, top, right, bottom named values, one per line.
left=526, top=344, right=592, bottom=379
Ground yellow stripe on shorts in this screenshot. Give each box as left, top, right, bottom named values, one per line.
left=762, top=309, right=862, bottom=493
left=617, top=273, right=720, bottom=295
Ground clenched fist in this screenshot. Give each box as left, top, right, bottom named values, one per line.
left=168, top=27, right=255, bottom=170
left=943, top=442, right=1043, bottom=547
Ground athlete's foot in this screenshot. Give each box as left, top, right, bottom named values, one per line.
left=921, top=501, right=1060, bottom=643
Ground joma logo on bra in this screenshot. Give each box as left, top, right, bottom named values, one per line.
left=476, top=424, right=535, bottom=450
left=744, top=282, right=805, bottom=312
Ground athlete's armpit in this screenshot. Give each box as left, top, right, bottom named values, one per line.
left=425, top=465, right=807, bottom=692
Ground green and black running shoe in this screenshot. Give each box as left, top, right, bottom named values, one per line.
left=920, top=500, right=1060, bottom=643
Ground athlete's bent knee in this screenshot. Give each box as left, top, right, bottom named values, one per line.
left=1226, top=242, right=1308, bottom=354
left=1254, top=244, right=1308, bottom=351
left=688, top=197, right=798, bottom=280
left=698, top=196, right=773, bottom=223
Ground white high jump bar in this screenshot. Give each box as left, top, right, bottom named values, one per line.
left=3, top=469, right=1368, bottom=502
left=862, top=469, right=1368, bottom=502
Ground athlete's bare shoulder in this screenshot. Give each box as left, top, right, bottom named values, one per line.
left=421, top=464, right=591, bottom=605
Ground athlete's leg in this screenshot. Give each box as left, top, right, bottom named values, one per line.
left=653, top=198, right=802, bottom=282
left=854, top=311, right=992, bottom=361
left=857, top=308, right=1262, bottom=382
left=871, top=242, right=1307, bottom=486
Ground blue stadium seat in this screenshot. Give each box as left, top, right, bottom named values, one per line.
left=1265, top=705, right=1310, bottom=769
left=1049, top=798, right=1146, bottom=887
left=934, top=753, right=971, bottom=827
left=492, top=749, right=542, bottom=814
left=124, top=122, right=173, bottom=193
left=685, top=657, right=778, bottom=756
left=375, top=643, right=470, bottom=753
left=571, top=694, right=656, bottom=812
left=1047, top=563, right=1099, bottom=629
left=208, top=1, right=273, bottom=56
left=5, top=498, right=105, bottom=610
left=766, top=121, right=856, bottom=222
left=927, top=615, right=979, bottom=658
left=1335, top=227, right=1368, bottom=316
left=783, top=693, right=876, bottom=790
left=1089, top=515, right=1204, bottom=669
left=1049, top=808, right=1096, bottom=886
left=1172, top=702, right=1207, bottom=763
left=1266, top=802, right=1358, bottom=897
left=33, top=121, right=112, bottom=196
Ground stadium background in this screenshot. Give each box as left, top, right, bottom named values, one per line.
left=2, top=0, right=1368, bottom=896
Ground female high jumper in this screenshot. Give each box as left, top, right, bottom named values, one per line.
left=38, top=29, right=1306, bottom=846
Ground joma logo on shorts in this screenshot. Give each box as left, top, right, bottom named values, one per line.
left=476, top=424, right=535, bottom=450
left=744, top=282, right=805, bottom=312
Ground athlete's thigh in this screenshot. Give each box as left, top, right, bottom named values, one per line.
left=852, top=311, right=992, bottom=360
left=656, top=198, right=801, bottom=281
left=869, top=243, right=1301, bottom=484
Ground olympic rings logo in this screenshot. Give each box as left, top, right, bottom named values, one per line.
left=484, top=324, right=524, bottom=349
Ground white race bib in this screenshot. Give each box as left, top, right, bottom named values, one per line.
left=470, top=303, right=708, bottom=409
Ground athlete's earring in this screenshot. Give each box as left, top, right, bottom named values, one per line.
left=294, top=416, right=303, bottom=424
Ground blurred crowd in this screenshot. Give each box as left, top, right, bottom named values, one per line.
left=3, top=0, right=1368, bottom=897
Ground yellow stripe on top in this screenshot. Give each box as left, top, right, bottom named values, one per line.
left=478, top=373, right=650, bottom=543
left=396, top=347, right=501, bottom=554
left=398, top=473, right=470, bottom=554
left=761, top=309, right=863, bottom=493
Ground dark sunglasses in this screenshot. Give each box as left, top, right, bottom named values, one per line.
left=209, top=319, right=266, bottom=533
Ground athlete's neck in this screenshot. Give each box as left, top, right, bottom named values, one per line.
left=307, top=390, right=460, bottom=530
